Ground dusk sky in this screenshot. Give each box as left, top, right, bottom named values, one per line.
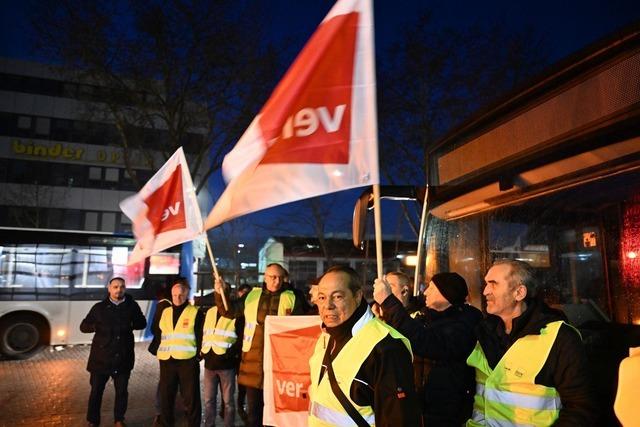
left=1, top=0, right=639, bottom=242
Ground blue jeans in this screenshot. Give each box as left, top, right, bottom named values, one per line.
left=204, top=368, right=236, bottom=427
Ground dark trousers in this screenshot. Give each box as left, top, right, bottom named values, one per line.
left=237, top=383, right=246, bottom=408
left=87, top=371, right=130, bottom=424
left=245, top=386, right=264, bottom=427
left=158, top=358, right=201, bottom=427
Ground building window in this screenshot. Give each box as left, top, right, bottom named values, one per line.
left=102, top=212, right=116, bottom=232
left=288, top=260, right=319, bottom=287
left=35, top=117, right=50, bottom=136
left=85, top=212, right=99, bottom=231
left=89, top=167, right=102, bottom=181
left=17, top=115, right=32, bottom=130
left=105, top=168, right=119, bottom=182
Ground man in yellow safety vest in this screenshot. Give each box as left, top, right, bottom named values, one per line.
left=467, top=259, right=596, bottom=426
left=201, top=301, right=243, bottom=427
left=309, top=266, right=420, bottom=427
left=154, top=278, right=204, bottom=427
left=214, top=263, right=305, bottom=427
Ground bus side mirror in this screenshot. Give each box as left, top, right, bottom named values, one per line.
left=353, top=188, right=374, bottom=249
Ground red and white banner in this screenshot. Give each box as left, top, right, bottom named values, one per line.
left=119, top=147, right=203, bottom=264
left=263, top=315, right=322, bottom=427
left=205, top=0, right=378, bottom=229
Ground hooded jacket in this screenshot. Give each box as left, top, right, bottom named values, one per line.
left=80, top=294, right=147, bottom=373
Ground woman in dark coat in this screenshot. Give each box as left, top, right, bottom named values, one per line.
left=374, top=272, right=483, bottom=427
left=80, top=277, right=147, bottom=426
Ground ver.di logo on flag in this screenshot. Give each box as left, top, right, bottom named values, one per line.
left=143, top=164, right=187, bottom=234
left=270, top=325, right=321, bottom=413
left=259, top=12, right=358, bottom=165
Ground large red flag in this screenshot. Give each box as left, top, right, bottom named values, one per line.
left=205, top=0, right=378, bottom=229
left=119, top=147, right=203, bottom=264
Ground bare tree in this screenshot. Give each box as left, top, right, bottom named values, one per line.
left=377, top=12, right=550, bottom=233
left=31, top=0, right=279, bottom=192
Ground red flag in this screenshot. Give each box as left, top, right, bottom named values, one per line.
left=119, top=147, right=203, bottom=264
left=263, top=316, right=323, bottom=426
left=205, top=0, right=378, bottom=229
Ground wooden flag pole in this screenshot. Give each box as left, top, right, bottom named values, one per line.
left=373, top=184, right=383, bottom=279
left=204, top=235, right=228, bottom=311
left=414, top=185, right=430, bottom=297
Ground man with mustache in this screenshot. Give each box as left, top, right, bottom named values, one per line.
left=308, top=266, right=419, bottom=427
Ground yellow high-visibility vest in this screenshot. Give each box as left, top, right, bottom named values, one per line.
left=157, top=305, right=198, bottom=360
left=242, top=287, right=295, bottom=352
left=466, top=321, right=570, bottom=426
left=308, top=310, right=412, bottom=427
left=202, top=306, right=237, bottom=355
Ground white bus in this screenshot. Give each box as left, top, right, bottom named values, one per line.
left=0, top=226, right=181, bottom=359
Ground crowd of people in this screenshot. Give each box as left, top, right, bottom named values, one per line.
left=80, top=259, right=598, bottom=426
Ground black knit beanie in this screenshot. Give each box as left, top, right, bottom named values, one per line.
left=431, top=272, right=468, bottom=305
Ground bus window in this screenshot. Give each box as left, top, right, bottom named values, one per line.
left=425, top=215, right=485, bottom=307
left=148, top=253, right=180, bottom=275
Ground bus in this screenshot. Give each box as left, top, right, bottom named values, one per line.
left=354, top=25, right=640, bottom=424
left=0, top=226, right=181, bottom=359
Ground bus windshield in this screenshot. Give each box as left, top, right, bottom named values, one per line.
left=426, top=169, right=640, bottom=327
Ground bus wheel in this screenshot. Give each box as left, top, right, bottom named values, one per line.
left=0, top=315, right=46, bottom=359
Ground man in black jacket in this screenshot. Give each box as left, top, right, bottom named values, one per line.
left=374, top=272, right=482, bottom=426
left=80, top=277, right=147, bottom=427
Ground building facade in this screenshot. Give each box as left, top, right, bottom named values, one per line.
left=259, top=235, right=419, bottom=292
left=0, top=58, right=207, bottom=233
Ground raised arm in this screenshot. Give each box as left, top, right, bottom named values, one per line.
left=214, top=277, right=246, bottom=318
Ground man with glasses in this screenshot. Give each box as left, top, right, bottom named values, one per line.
left=214, top=263, right=305, bottom=427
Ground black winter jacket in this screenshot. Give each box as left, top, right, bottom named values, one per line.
left=381, top=295, right=483, bottom=426
left=215, top=283, right=305, bottom=388
left=476, top=299, right=597, bottom=426
left=317, top=300, right=420, bottom=427
left=80, top=294, right=147, bottom=373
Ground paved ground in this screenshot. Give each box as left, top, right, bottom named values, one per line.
left=0, top=343, right=245, bottom=426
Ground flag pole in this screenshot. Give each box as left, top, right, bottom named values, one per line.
left=373, top=184, right=383, bottom=279
left=204, top=235, right=228, bottom=311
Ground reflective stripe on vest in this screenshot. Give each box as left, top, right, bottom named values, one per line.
left=242, top=287, right=296, bottom=353
left=310, top=401, right=376, bottom=426
left=202, top=306, right=237, bottom=355
left=466, top=321, right=567, bottom=427
left=157, top=305, right=198, bottom=360
left=308, top=308, right=412, bottom=427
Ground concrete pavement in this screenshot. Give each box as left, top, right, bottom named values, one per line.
left=0, top=343, right=245, bottom=427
